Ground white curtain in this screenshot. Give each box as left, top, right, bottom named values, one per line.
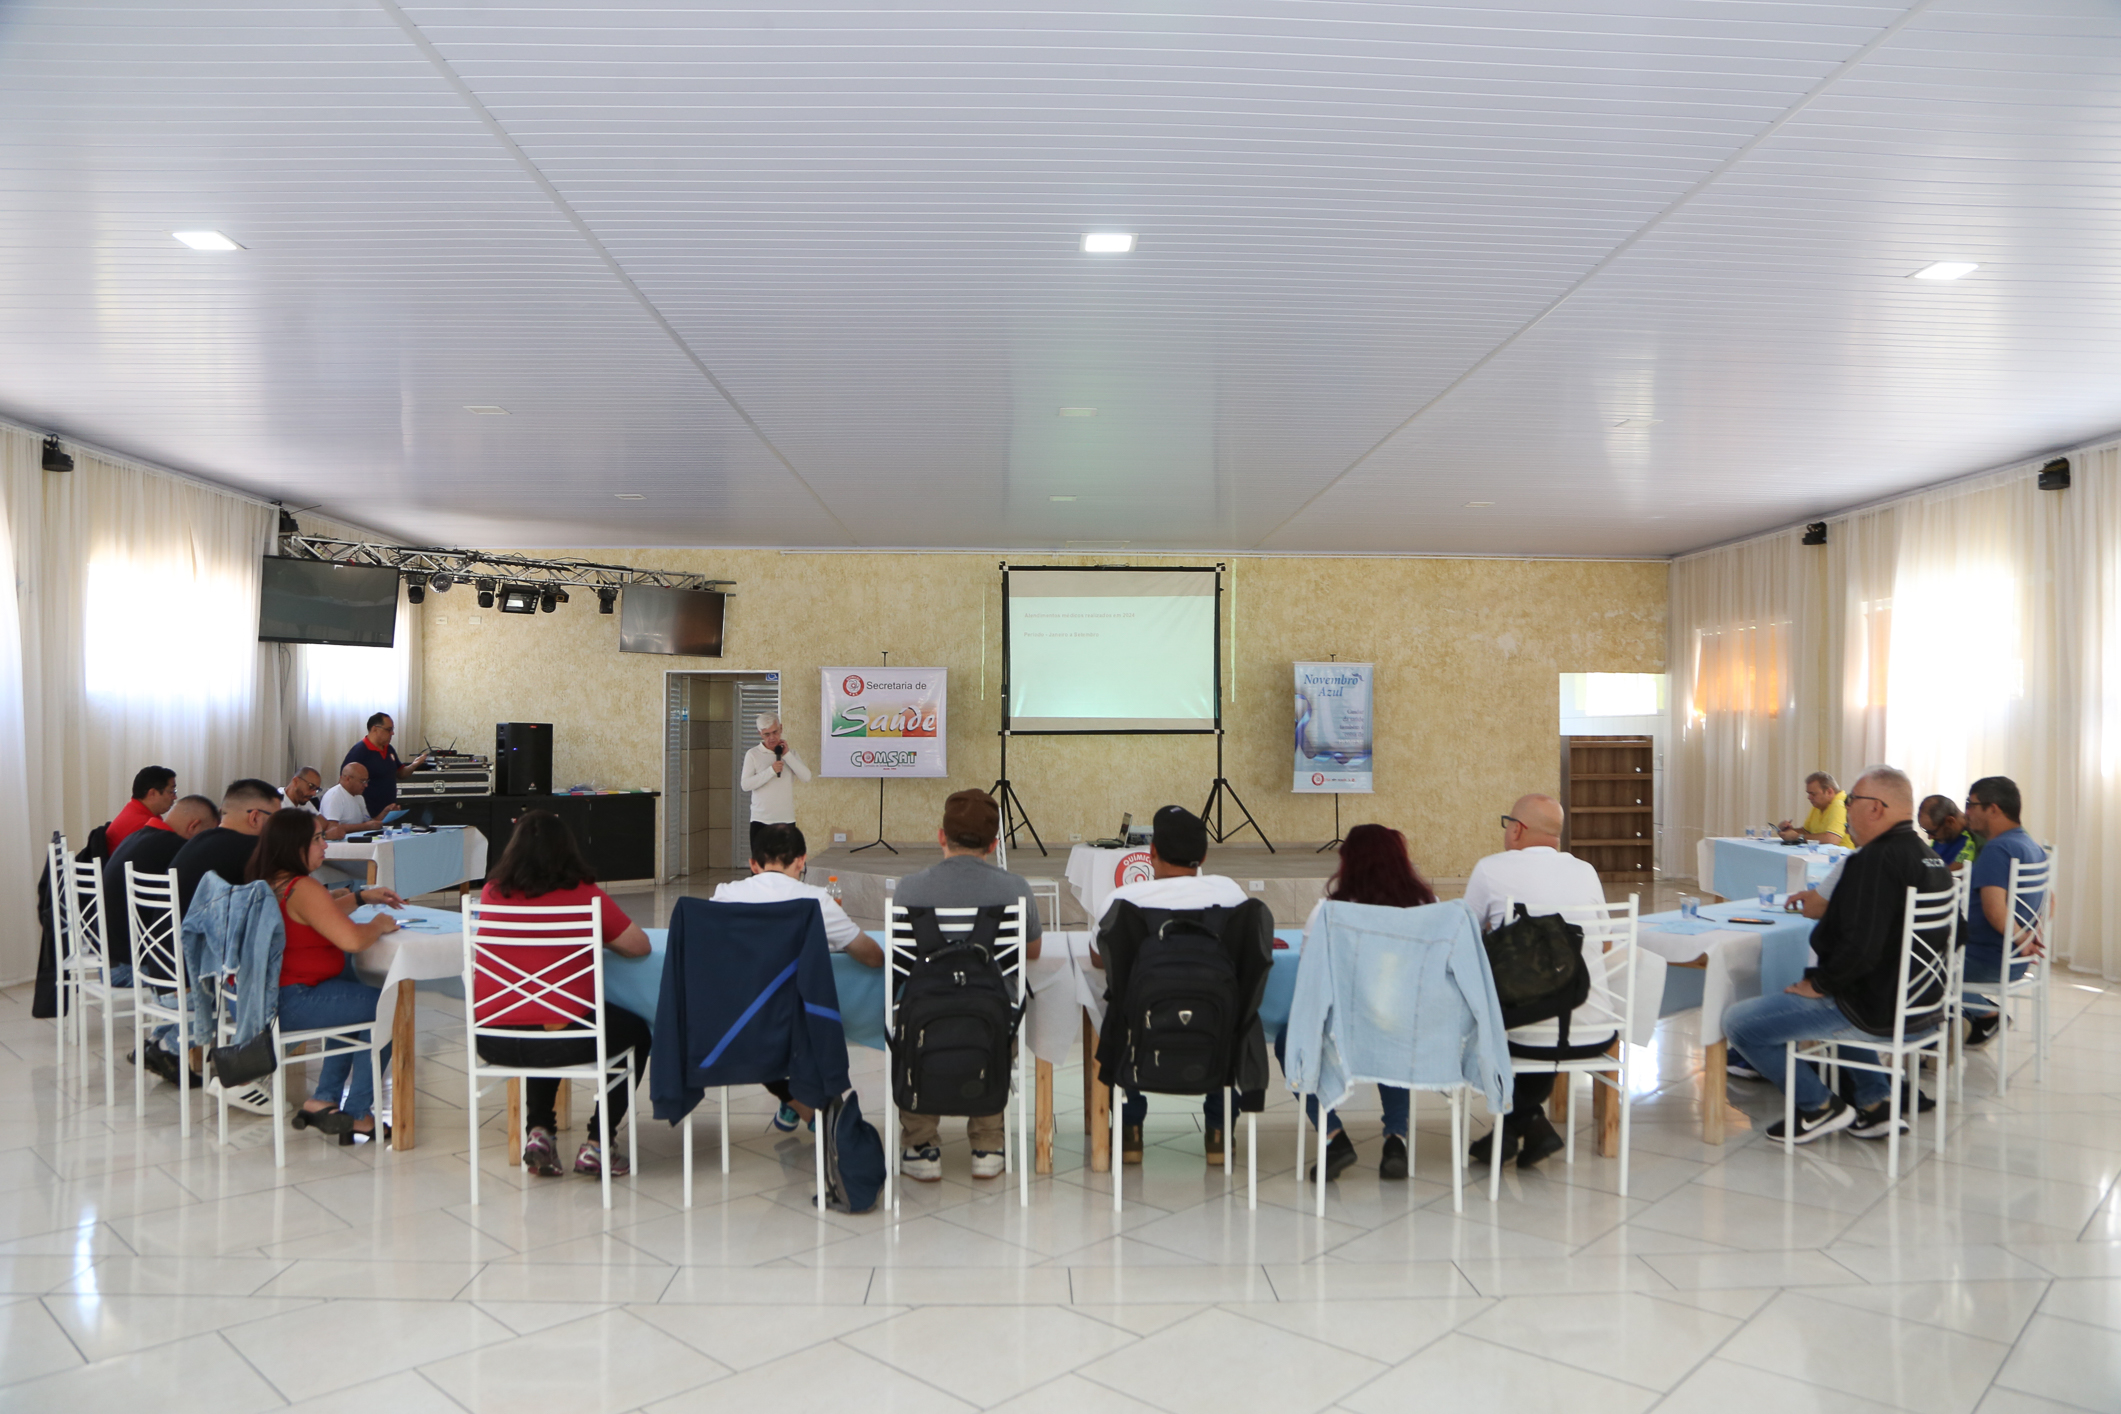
left=1666, top=533, right=1823, bottom=875
left=0, top=424, right=421, bottom=983
left=1674, top=434, right=2121, bottom=979
left=283, top=587, right=423, bottom=782
left=0, top=451, right=35, bottom=983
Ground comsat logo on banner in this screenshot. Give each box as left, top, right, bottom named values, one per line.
left=848, top=749, right=922, bottom=771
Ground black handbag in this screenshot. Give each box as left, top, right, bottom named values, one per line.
left=1482, top=904, right=1593, bottom=1041
left=209, top=1025, right=279, bottom=1086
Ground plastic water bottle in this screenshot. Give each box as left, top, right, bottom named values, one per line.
left=826, top=876, right=842, bottom=903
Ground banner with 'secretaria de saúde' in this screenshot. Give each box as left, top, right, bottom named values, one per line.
left=819, top=668, right=949, bottom=778
left=1294, top=661, right=1373, bottom=793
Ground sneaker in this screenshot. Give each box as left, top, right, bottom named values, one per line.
left=1469, top=1124, right=1520, bottom=1166
left=1725, top=1056, right=1768, bottom=1082
left=1516, top=1113, right=1566, bottom=1169
left=970, top=1149, right=1006, bottom=1180
left=205, top=1077, right=275, bottom=1115
left=1313, top=1130, right=1356, bottom=1181
left=1204, top=1126, right=1226, bottom=1166
left=771, top=1102, right=802, bottom=1132
left=522, top=1125, right=563, bottom=1177
left=574, top=1140, right=630, bottom=1178
left=1120, top=1124, right=1144, bottom=1165
left=1765, top=1094, right=1856, bottom=1145
left=1379, top=1133, right=1409, bottom=1181
left=900, top=1145, right=942, bottom=1182
left=1965, top=1012, right=2004, bottom=1048
left=1849, top=1102, right=1911, bottom=1140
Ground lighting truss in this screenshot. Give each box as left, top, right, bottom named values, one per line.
left=276, top=535, right=729, bottom=594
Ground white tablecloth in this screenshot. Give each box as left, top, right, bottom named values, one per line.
left=328, top=827, right=489, bottom=900
left=1064, top=844, right=1154, bottom=927
left=348, top=904, right=466, bottom=1065
left=1639, top=902, right=1817, bottom=1046
left=1697, top=836, right=1845, bottom=902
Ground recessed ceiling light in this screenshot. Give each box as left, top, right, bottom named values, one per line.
left=172, top=231, right=242, bottom=251
left=1049, top=495, right=1077, bottom=502
left=1911, top=261, right=1978, bottom=281
left=463, top=405, right=509, bottom=415
left=1080, top=233, right=1136, bottom=254
left=1464, top=501, right=1495, bottom=508
left=613, top=493, right=646, bottom=500
left=1058, top=407, right=1097, bottom=418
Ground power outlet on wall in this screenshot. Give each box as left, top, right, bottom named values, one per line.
left=833, top=831, right=847, bottom=844
left=1249, top=880, right=1265, bottom=892
left=1069, top=832, right=1083, bottom=842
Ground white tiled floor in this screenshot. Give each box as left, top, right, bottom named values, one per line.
left=3, top=969, right=2118, bottom=1414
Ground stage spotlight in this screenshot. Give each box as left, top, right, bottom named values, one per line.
left=539, top=589, right=557, bottom=614
left=499, top=584, right=539, bottom=615
left=596, top=587, right=617, bottom=615
left=405, top=574, right=426, bottom=605
left=476, top=578, right=496, bottom=609
left=430, top=572, right=454, bottom=593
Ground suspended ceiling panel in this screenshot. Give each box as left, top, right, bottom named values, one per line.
left=0, top=0, right=2114, bottom=556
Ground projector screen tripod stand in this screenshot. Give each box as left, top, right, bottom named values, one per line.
left=990, top=731, right=1047, bottom=857
left=1200, top=730, right=1274, bottom=852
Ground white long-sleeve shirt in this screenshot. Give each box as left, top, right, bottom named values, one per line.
left=740, top=743, right=811, bottom=823
left=709, top=868, right=862, bottom=952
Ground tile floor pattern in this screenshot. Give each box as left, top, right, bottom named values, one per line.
left=2, top=966, right=2118, bottom=1414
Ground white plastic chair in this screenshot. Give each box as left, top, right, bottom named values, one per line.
left=1785, top=883, right=1956, bottom=1180
left=882, top=900, right=1032, bottom=1212
left=463, top=898, right=636, bottom=1208
left=1488, top=896, right=1641, bottom=1202
left=56, top=842, right=127, bottom=1108
left=1951, top=848, right=2056, bottom=1099
left=124, top=863, right=192, bottom=1134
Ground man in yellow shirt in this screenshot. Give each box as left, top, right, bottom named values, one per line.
left=1778, top=772, right=1853, bottom=847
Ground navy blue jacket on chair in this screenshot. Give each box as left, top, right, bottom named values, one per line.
left=650, top=897, right=851, bottom=1123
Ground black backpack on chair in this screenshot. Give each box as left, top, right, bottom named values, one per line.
left=1482, top=903, right=1593, bottom=1042
left=888, top=906, right=1021, bottom=1116
left=1114, top=915, right=1242, bottom=1094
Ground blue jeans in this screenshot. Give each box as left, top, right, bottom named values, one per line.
left=1725, top=991, right=1892, bottom=1112
left=277, top=957, right=389, bottom=1120
left=1271, top=1027, right=1409, bottom=1137
left=107, top=966, right=182, bottom=1053
left=1961, top=949, right=2027, bottom=1018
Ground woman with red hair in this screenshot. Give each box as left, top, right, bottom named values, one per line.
left=1283, top=823, right=1436, bottom=1181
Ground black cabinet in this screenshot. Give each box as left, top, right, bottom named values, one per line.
left=493, top=793, right=660, bottom=883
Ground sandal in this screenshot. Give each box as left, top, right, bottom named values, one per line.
left=291, top=1103, right=356, bottom=1136
left=339, top=1120, right=391, bottom=1147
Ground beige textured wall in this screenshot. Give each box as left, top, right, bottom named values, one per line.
left=418, top=552, right=1667, bottom=878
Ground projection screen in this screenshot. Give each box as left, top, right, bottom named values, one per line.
left=1003, top=566, right=1221, bottom=733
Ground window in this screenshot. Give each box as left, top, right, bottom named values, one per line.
left=84, top=557, right=254, bottom=704
left=1690, top=621, right=1790, bottom=723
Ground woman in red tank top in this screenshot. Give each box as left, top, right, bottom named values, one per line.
left=248, top=810, right=402, bottom=1142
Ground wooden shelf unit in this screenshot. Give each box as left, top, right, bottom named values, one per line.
left=1562, top=735, right=1654, bottom=882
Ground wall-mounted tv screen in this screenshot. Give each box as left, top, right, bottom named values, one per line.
left=258, top=557, right=400, bottom=648
left=619, top=586, right=725, bottom=657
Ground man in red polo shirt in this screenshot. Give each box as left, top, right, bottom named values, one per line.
left=342, top=712, right=430, bottom=819
left=107, top=766, right=178, bottom=849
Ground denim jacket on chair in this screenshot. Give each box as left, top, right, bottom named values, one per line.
left=1282, top=899, right=1513, bottom=1116
left=180, top=873, right=285, bottom=1047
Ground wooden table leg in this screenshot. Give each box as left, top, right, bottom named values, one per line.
left=1549, top=1072, right=1570, bottom=1126
left=555, top=1080, right=572, bottom=1130
left=1595, top=1040, right=1621, bottom=1158
left=391, top=979, right=417, bottom=1151
left=505, top=1077, right=521, bottom=1166
left=1081, top=1015, right=1095, bottom=1134
left=1703, top=1040, right=1728, bottom=1145
left=1086, top=1021, right=1111, bottom=1174
left=1035, top=1059, right=1055, bottom=1175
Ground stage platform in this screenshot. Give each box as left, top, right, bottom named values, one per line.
left=806, top=841, right=1418, bottom=929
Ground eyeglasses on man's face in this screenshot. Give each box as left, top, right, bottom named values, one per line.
left=1499, top=815, right=1523, bottom=832
left=1846, top=794, right=1887, bottom=810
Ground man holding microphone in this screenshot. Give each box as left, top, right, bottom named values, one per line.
left=740, top=714, right=810, bottom=853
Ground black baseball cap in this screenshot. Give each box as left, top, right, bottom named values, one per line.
left=1152, top=804, right=1208, bottom=868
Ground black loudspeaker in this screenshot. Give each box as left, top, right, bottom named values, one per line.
left=496, top=722, right=553, bottom=795
left=1802, top=522, right=1828, bottom=546
left=2038, top=457, right=2071, bottom=491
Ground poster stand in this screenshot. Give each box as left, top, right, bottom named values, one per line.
left=1317, top=795, right=1344, bottom=853
left=848, top=650, right=899, bottom=854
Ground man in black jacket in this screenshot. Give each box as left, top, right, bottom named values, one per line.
left=1725, top=765, right=1952, bottom=1144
